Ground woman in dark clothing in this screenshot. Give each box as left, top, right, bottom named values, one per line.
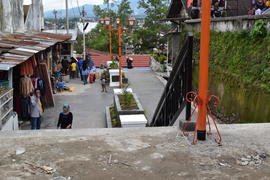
left=57, top=104, right=73, bottom=129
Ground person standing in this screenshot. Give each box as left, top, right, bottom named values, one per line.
left=101, top=75, right=107, bottom=93
left=70, top=61, right=77, bottom=79
left=82, top=62, right=89, bottom=85
left=78, top=57, right=84, bottom=81
left=57, top=104, right=73, bottom=129
left=30, top=89, right=43, bottom=130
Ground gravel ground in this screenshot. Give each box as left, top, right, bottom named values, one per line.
left=1, top=124, right=270, bottom=180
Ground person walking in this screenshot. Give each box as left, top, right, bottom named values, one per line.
left=82, top=62, right=89, bottom=85
left=30, top=89, right=43, bottom=130
left=78, top=57, right=84, bottom=81
left=57, top=104, right=73, bottom=129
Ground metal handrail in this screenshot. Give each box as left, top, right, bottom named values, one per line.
left=150, top=33, right=193, bottom=127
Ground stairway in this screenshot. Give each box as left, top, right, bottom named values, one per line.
left=91, top=55, right=150, bottom=68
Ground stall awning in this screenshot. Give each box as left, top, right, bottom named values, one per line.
left=0, top=64, right=15, bottom=71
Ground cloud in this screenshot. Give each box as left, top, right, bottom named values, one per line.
left=24, top=0, right=104, bottom=11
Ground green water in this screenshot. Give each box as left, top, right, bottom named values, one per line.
left=193, top=66, right=270, bottom=123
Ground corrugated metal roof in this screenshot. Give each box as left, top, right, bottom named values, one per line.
left=0, top=31, right=72, bottom=67
left=0, top=64, right=15, bottom=70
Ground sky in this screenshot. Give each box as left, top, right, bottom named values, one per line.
left=23, top=0, right=105, bottom=11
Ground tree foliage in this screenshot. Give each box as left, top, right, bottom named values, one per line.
left=75, top=0, right=133, bottom=54
left=132, top=0, right=170, bottom=53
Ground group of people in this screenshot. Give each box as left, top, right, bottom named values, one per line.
left=249, top=0, right=270, bottom=15
left=30, top=89, right=73, bottom=130
left=77, top=55, right=97, bottom=85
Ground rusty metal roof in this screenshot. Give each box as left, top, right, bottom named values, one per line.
left=0, top=31, right=72, bottom=68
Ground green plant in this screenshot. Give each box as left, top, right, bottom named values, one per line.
left=250, top=20, right=268, bottom=40
left=110, top=59, right=119, bottom=69
left=110, top=106, right=121, bottom=128
left=122, top=86, right=133, bottom=107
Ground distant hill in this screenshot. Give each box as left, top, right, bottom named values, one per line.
left=44, top=0, right=145, bottom=18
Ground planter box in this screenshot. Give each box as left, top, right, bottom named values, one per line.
left=114, top=93, right=145, bottom=116
left=105, top=106, right=112, bottom=128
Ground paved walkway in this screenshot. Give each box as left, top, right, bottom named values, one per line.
left=125, top=69, right=164, bottom=120
left=21, top=69, right=165, bottom=130
left=22, top=77, right=114, bottom=130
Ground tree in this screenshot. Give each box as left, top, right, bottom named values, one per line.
left=132, top=0, right=170, bottom=53
left=75, top=0, right=133, bottom=54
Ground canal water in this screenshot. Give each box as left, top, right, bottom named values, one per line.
left=193, top=65, right=270, bottom=124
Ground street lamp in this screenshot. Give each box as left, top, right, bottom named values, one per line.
left=99, top=17, right=136, bottom=88
left=116, top=17, right=136, bottom=88
left=99, top=17, right=113, bottom=61
left=100, top=18, right=104, bottom=25
left=128, top=17, right=136, bottom=27
left=104, top=17, right=111, bottom=26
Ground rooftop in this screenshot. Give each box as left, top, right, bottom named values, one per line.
left=1, top=124, right=270, bottom=179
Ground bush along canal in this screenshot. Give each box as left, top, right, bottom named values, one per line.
left=190, top=22, right=270, bottom=123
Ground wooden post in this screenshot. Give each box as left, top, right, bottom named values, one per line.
left=197, top=0, right=211, bottom=141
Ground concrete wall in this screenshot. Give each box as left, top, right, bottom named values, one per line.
left=184, top=15, right=270, bottom=32
left=25, top=0, right=44, bottom=31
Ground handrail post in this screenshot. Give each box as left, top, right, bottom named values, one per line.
left=185, top=33, right=193, bottom=120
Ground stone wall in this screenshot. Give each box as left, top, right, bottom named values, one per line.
left=184, top=15, right=270, bottom=32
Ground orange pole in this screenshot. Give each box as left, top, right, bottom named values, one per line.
left=118, top=25, right=122, bottom=88
left=109, top=25, right=113, bottom=61
left=197, top=0, right=211, bottom=141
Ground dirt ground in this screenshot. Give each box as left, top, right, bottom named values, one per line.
left=0, top=125, right=270, bottom=180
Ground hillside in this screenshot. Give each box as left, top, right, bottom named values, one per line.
left=44, top=0, right=145, bottom=18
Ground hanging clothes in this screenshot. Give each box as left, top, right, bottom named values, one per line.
left=20, top=76, right=34, bottom=97
left=37, top=78, right=46, bottom=96
left=20, top=60, right=34, bottom=75
left=20, top=97, right=31, bottom=120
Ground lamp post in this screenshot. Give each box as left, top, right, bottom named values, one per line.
left=100, top=17, right=136, bottom=88
left=100, top=17, right=113, bottom=61
left=116, top=17, right=136, bottom=88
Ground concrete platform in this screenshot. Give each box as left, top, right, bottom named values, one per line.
left=1, top=124, right=270, bottom=179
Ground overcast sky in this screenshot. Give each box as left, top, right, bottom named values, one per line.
left=23, top=0, right=104, bottom=11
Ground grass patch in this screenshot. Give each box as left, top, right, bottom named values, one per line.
left=109, top=106, right=121, bottom=128
left=118, top=93, right=138, bottom=110
left=189, top=24, right=270, bottom=93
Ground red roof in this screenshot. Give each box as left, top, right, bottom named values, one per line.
left=86, top=49, right=117, bottom=56
left=91, top=55, right=150, bottom=67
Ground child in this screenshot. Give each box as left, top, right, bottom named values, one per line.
left=101, top=75, right=107, bottom=93
left=57, top=104, right=73, bottom=129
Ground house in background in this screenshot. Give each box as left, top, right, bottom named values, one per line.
left=166, top=0, right=266, bottom=66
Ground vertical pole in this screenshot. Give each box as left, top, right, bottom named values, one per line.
left=66, top=0, right=69, bottom=34
left=118, top=25, right=122, bottom=88
left=185, top=34, right=193, bottom=120
left=197, top=0, right=211, bottom=141
left=8, top=69, right=13, bottom=89
left=53, top=10, right=58, bottom=34
left=82, top=7, right=86, bottom=59
left=109, top=25, right=113, bottom=61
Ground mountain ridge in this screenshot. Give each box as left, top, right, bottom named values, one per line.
left=44, top=0, right=145, bottom=18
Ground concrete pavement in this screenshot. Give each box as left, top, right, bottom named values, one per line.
left=21, top=69, right=165, bottom=130
left=22, top=77, right=114, bottom=130
left=1, top=124, right=270, bottom=179
left=125, top=68, right=165, bottom=121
